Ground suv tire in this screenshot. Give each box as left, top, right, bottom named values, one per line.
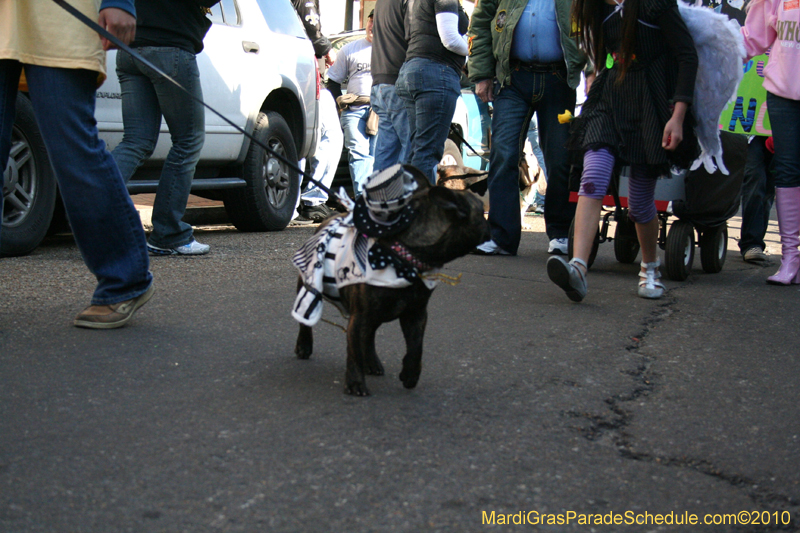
left=223, top=111, right=300, bottom=231
left=1, top=94, right=57, bottom=257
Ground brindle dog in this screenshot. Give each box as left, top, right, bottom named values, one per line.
left=294, top=167, right=489, bottom=396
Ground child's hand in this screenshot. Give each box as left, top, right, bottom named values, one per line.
left=662, top=101, right=688, bottom=151
left=662, top=117, right=684, bottom=151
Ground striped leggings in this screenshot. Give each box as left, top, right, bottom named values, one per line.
left=578, top=148, right=657, bottom=223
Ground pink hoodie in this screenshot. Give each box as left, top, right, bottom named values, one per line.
left=741, top=0, right=800, bottom=101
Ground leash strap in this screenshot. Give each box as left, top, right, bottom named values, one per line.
left=448, top=124, right=489, bottom=165
left=51, top=0, right=337, bottom=202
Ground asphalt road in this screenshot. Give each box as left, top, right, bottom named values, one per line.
left=1, top=212, right=798, bottom=533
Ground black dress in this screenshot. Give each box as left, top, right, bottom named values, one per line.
left=577, top=0, right=699, bottom=175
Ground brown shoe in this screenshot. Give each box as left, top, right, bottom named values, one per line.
left=73, top=284, right=155, bottom=329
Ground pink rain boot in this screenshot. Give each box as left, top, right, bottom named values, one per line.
left=767, top=187, right=800, bottom=285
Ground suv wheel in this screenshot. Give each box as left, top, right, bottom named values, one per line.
left=224, top=111, right=300, bottom=231
left=1, top=94, right=57, bottom=257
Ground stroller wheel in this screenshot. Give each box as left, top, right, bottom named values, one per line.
left=568, top=218, right=599, bottom=268
left=699, top=224, right=728, bottom=274
left=614, top=217, right=640, bottom=264
left=664, top=219, right=695, bottom=281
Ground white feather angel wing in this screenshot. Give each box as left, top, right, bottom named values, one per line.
left=678, top=1, right=746, bottom=175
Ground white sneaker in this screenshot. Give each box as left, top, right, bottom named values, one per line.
left=638, top=260, right=665, bottom=299
left=473, top=239, right=512, bottom=256
left=548, top=238, right=568, bottom=255
left=148, top=239, right=210, bottom=256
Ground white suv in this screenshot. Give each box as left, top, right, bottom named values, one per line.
left=2, top=0, right=319, bottom=256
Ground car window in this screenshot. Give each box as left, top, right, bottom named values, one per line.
left=255, top=0, right=308, bottom=38
left=207, top=4, right=224, bottom=24
left=331, top=33, right=363, bottom=52
left=220, top=0, right=241, bottom=25
left=207, top=0, right=241, bottom=26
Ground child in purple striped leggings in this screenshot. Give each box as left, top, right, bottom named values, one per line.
left=547, top=0, right=699, bottom=302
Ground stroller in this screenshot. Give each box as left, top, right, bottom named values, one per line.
left=567, top=131, right=747, bottom=281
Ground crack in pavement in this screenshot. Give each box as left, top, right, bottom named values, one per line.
left=564, top=296, right=800, bottom=531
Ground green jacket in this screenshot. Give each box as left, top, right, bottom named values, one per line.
left=467, top=0, right=587, bottom=90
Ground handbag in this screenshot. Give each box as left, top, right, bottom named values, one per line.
left=366, top=108, right=379, bottom=136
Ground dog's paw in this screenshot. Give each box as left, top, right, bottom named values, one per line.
left=295, top=326, right=313, bottom=359
left=364, top=357, right=385, bottom=376
left=345, top=381, right=371, bottom=396
left=295, top=344, right=312, bottom=360
left=398, top=369, right=420, bottom=389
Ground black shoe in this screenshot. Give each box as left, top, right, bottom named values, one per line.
left=290, top=213, right=315, bottom=225
left=300, top=203, right=337, bottom=223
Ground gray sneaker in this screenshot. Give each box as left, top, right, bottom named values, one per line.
left=148, top=239, right=210, bottom=256
left=548, top=238, right=569, bottom=255
left=547, top=256, right=587, bottom=302
left=742, top=246, right=768, bottom=263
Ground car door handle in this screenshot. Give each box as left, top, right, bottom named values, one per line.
left=242, top=41, right=260, bottom=54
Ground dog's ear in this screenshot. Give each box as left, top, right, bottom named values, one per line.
left=402, top=164, right=432, bottom=191
left=428, top=186, right=470, bottom=220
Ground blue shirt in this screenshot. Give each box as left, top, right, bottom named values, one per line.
left=510, top=0, right=563, bottom=64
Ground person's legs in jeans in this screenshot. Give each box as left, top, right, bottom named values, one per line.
left=765, top=92, right=800, bottom=284
left=396, top=58, right=459, bottom=184
left=112, top=49, right=162, bottom=183
left=739, top=136, right=775, bottom=256
left=768, top=93, right=800, bottom=190
left=371, top=83, right=410, bottom=171
left=527, top=115, right=548, bottom=209
left=487, top=70, right=534, bottom=255
left=340, top=106, right=375, bottom=197
left=300, top=89, right=343, bottom=206
left=535, top=70, right=576, bottom=240
left=128, top=48, right=204, bottom=249
left=23, top=64, right=152, bottom=304
left=527, top=114, right=547, bottom=176
left=395, top=63, right=417, bottom=166
left=0, top=60, right=23, bottom=235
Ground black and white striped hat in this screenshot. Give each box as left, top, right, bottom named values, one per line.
left=363, top=164, right=417, bottom=222
left=353, top=164, right=418, bottom=237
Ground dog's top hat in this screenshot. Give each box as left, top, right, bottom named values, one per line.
left=353, top=164, right=418, bottom=238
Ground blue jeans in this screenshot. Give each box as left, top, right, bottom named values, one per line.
left=0, top=61, right=152, bottom=305
left=527, top=114, right=547, bottom=176
left=370, top=83, right=410, bottom=171
left=112, top=48, right=205, bottom=249
left=766, top=92, right=800, bottom=189
left=301, top=89, right=343, bottom=205
left=488, top=68, right=576, bottom=253
left=739, top=136, right=775, bottom=253
left=396, top=57, right=461, bottom=184
left=340, top=106, right=376, bottom=197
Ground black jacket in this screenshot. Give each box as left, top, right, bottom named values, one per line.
left=292, top=0, right=332, bottom=57
left=132, top=0, right=220, bottom=54
left=371, top=0, right=408, bottom=85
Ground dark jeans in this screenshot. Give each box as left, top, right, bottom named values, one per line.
left=739, top=136, right=775, bottom=254
left=112, top=47, right=205, bottom=249
left=370, top=83, right=410, bottom=172
left=766, top=92, right=800, bottom=189
left=488, top=67, right=576, bottom=253
left=0, top=61, right=152, bottom=305
left=396, top=57, right=461, bottom=184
